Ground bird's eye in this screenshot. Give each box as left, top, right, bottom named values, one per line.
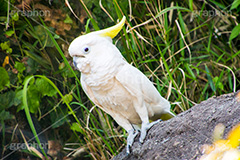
left=83, top=46, right=90, bottom=54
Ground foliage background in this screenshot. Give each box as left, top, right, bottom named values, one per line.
left=0, top=0, right=240, bottom=159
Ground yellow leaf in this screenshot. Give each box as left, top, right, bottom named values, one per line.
left=2, top=56, right=9, bottom=68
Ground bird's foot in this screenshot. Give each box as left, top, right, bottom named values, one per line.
left=139, top=119, right=162, bottom=143
left=126, top=129, right=139, bottom=154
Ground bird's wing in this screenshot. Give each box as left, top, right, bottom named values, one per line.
left=115, top=63, right=165, bottom=121
left=115, top=63, right=162, bottom=105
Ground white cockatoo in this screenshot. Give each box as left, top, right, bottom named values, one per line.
left=68, top=16, right=175, bottom=154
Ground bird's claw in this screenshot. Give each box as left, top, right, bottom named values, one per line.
left=126, top=120, right=162, bottom=154
left=139, top=119, right=162, bottom=143
left=126, top=129, right=139, bottom=154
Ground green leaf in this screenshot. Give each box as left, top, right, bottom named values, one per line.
left=64, top=14, right=73, bottom=24
left=229, top=24, right=240, bottom=42
left=85, top=18, right=91, bottom=33
left=6, top=48, right=12, bottom=54
left=213, top=76, right=224, bottom=91
left=58, top=62, right=65, bottom=70
left=0, top=41, right=10, bottom=51
left=0, top=67, right=10, bottom=91
left=231, top=0, right=240, bottom=10
left=185, top=64, right=196, bottom=80
left=14, top=62, right=26, bottom=73
left=53, top=34, right=60, bottom=39
left=17, top=83, right=41, bottom=113
left=189, top=0, right=193, bottom=11
left=0, top=41, right=12, bottom=54
left=62, top=94, right=73, bottom=104
left=0, top=110, right=14, bottom=121
left=17, top=77, right=57, bottom=113
left=70, top=122, right=83, bottom=133
left=16, top=92, right=39, bottom=114
left=5, top=30, right=15, bottom=37
left=26, top=58, right=39, bottom=74
left=35, top=78, right=57, bottom=97
left=12, top=12, right=19, bottom=21
left=0, top=90, right=19, bottom=110
left=27, top=87, right=40, bottom=113
left=208, top=0, right=226, bottom=9
left=16, top=90, right=24, bottom=112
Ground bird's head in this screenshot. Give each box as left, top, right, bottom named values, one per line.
left=68, top=16, right=126, bottom=73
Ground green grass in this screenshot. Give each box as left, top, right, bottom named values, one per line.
left=0, top=0, right=240, bottom=159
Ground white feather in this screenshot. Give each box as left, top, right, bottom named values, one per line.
left=68, top=25, right=174, bottom=153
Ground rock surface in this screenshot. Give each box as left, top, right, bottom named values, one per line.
left=113, top=91, right=240, bottom=160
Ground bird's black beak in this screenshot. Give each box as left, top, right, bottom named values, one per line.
left=73, top=61, right=77, bottom=68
